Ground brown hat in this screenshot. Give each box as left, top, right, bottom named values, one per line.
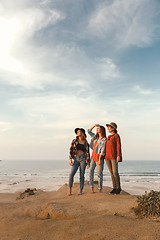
left=106, top=122, right=117, bottom=130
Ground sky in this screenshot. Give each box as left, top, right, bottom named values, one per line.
left=0, top=0, right=160, bottom=161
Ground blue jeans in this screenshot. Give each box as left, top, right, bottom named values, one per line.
left=89, top=157, right=104, bottom=190
left=68, top=153, right=87, bottom=191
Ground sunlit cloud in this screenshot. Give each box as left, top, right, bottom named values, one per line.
left=0, top=0, right=122, bottom=90
left=0, top=0, right=65, bottom=81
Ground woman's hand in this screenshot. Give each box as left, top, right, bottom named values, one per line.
left=69, top=159, right=73, bottom=166
left=90, top=124, right=99, bottom=131
left=98, top=155, right=102, bottom=165
left=98, top=160, right=101, bottom=165
left=117, top=156, right=121, bottom=162
left=87, top=164, right=90, bottom=169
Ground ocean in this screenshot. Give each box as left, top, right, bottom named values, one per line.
left=0, top=160, right=160, bottom=195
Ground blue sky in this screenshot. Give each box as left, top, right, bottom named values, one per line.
left=0, top=0, right=160, bottom=160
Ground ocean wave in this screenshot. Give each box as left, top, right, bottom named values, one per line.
left=9, top=182, right=18, bottom=185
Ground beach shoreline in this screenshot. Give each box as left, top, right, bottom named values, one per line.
left=0, top=179, right=160, bottom=196
left=0, top=160, right=160, bottom=196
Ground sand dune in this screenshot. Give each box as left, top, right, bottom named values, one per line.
left=0, top=182, right=159, bottom=240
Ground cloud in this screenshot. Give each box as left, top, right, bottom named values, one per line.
left=88, top=0, right=160, bottom=49
left=0, top=0, right=160, bottom=161
left=0, top=0, right=65, bottom=81
left=3, top=87, right=160, bottom=160
left=10, top=94, right=111, bottom=124
left=0, top=122, right=12, bottom=133
left=132, top=85, right=159, bottom=95
left=10, top=88, right=160, bottom=131
left=1, top=0, right=160, bottom=92
left=0, top=0, right=121, bottom=90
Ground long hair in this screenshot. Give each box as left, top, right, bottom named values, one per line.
left=95, top=132, right=99, bottom=140
left=95, top=125, right=106, bottom=140
left=100, top=126, right=106, bottom=138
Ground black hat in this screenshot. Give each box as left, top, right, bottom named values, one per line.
left=74, top=128, right=86, bottom=137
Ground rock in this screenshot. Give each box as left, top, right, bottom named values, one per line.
left=16, top=188, right=37, bottom=200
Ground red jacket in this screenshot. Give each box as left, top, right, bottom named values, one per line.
left=105, top=133, right=122, bottom=162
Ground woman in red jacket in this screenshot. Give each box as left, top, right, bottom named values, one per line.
left=105, top=122, right=122, bottom=195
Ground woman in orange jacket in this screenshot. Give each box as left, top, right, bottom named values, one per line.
left=105, top=122, right=122, bottom=195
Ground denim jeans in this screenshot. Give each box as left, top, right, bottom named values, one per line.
left=106, top=159, right=121, bottom=189
left=89, top=158, right=104, bottom=190
left=68, top=153, right=87, bottom=191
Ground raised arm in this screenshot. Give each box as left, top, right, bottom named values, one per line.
left=87, top=124, right=99, bottom=137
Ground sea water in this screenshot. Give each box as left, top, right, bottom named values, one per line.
left=0, top=160, right=160, bottom=195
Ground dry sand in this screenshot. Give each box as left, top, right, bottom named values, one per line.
left=0, top=182, right=159, bottom=240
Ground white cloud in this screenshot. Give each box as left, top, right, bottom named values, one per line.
left=0, top=87, right=159, bottom=161
left=0, top=0, right=121, bottom=89
left=133, top=85, right=157, bottom=95
left=88, top=0, right=160, bottom=48
left=0, top=122, right=12, bottom=133
left=96, top=58, right=120, bottom=80
left=0, top=0, right=65, bottom=77
left=0, top=42, right=120, bottom=89
left=10, top=94, right=110, bottom=124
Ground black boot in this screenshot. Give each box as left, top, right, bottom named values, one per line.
left=109, top=189, right=117, bottom=194
left=116, top=188, right=121, bottom=194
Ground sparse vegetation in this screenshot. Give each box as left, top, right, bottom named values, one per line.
left=135, top=190, right=160, bottom=217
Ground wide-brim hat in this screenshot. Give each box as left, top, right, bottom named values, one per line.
left=74, top=128, right=86, bottom=137
left=106, top=122, right=117, bottom=130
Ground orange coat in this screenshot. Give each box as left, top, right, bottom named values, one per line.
left=105, top=133, right=122, bottom=162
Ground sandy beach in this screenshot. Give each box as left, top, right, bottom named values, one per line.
left=0, top=182, right=159, bottom=240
